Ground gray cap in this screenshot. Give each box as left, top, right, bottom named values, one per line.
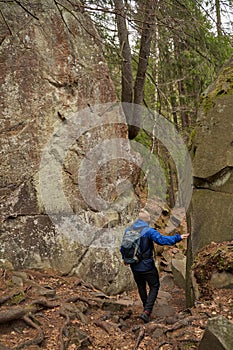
left=138, top=209, right=151, bottom=222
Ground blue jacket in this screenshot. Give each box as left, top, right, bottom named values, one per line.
left=121, top=219, right=182, bottom=272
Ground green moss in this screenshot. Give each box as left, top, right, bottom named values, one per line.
left=7, top=281, right=14, bottom=288
left=134, top=129, right=151, bottom=148
left=202, top=96, right=215, bottom=113
left=183, top=341, right=198, bottom=348
left=9, top=291, right=25, bottom=305
left=188, top=127, right=197, bottom=151
left=201, top=65, right=233, bottom=113
left=189, top=128, right=196, bottom=143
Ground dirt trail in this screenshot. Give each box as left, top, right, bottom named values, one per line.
left=0, top=267, right=232, bottom=350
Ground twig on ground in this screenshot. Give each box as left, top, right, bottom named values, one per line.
left=133, top=326, right=145, bottom=350
left=94, top=320, right=113, bottom=334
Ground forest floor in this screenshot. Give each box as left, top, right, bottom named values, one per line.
left=0, top=261, right=232, bottom=350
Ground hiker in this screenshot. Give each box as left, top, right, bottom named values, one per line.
left=120, top=209, right=189, bottom=323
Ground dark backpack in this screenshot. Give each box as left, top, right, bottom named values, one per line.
left=121, top=228, right=143, bottom=264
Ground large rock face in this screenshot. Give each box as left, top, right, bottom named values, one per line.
left=187, top=55, right=233, bottom=304
left=0, top=0, right=137, bottom=294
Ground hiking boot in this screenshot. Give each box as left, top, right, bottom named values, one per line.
left=139, top=311, right=150, bottom=323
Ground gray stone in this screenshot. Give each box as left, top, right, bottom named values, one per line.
left=12, top=271, right=29, bottom=281
left=102, top=299, right=133, bottom=312
left=154, top=304, right=177, bottom=318
left=210, top=271, right=233, bottom=289
left=37, top=286, right=56, bottom=298
left=0, top=259, right=14, bottom=270
left=11, top=275, right=24, bottom=287
left=171, top=257, right=186, bottom=289
left=191, top=271, right=201, bottom=300
left=72, top=243, right=136, bottom=295
left=152, top=328, right=164, bottom=338
left=157, top=290, right=172, bottom=305
left=198, top=316, right=233, bottom=350
left=160, top=274, right=175, bottom=290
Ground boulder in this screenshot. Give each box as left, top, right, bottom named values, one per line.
left=171, top=256, right=186, bottom=289
left=210, top=271, right=233, bottom=289
left=198, top=316, right=233, bottom=350
left=72, top=242, right=136, bottom=295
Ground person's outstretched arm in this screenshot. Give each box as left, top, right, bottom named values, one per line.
left=146, top=228, right=189, bottom=246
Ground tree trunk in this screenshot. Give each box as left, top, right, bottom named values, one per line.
left=113, top=0, right=133, bottom=104
left=178, top=78, right=189, bottom=130
left=134, top=0, right=156, bottom=106
left=114, top=0, right=156, bottom=139
left=114, top=0, right=136, bottom=138
left=215, top=0, right=222, bottom=36
left=131, top=0, right=157, bottom=139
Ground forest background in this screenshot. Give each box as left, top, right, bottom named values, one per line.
left=81, top=0, right=233, bottom=206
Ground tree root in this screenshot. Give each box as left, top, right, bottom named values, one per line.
left=65, top=294, right=93, bottom=306
left=59, top=309, right=71, bottom=350
left=12, top=315, right=44, bottom=350
left=0, top=305, right=37, bottom=324
left=156, top=341, right=173, bottom=349
left=0, top=290, right=24, bottom=306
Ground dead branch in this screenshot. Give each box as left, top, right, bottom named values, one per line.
left=178, top=337, right=199, bottom=345
left=54, top=0, right=102, bottom=44
left=94, top=320, right=112, bottom=334
left=133, top=326, right=145, bottom=350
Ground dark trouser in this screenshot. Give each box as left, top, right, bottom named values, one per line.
left=133, top=268, right=160, bottom=314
